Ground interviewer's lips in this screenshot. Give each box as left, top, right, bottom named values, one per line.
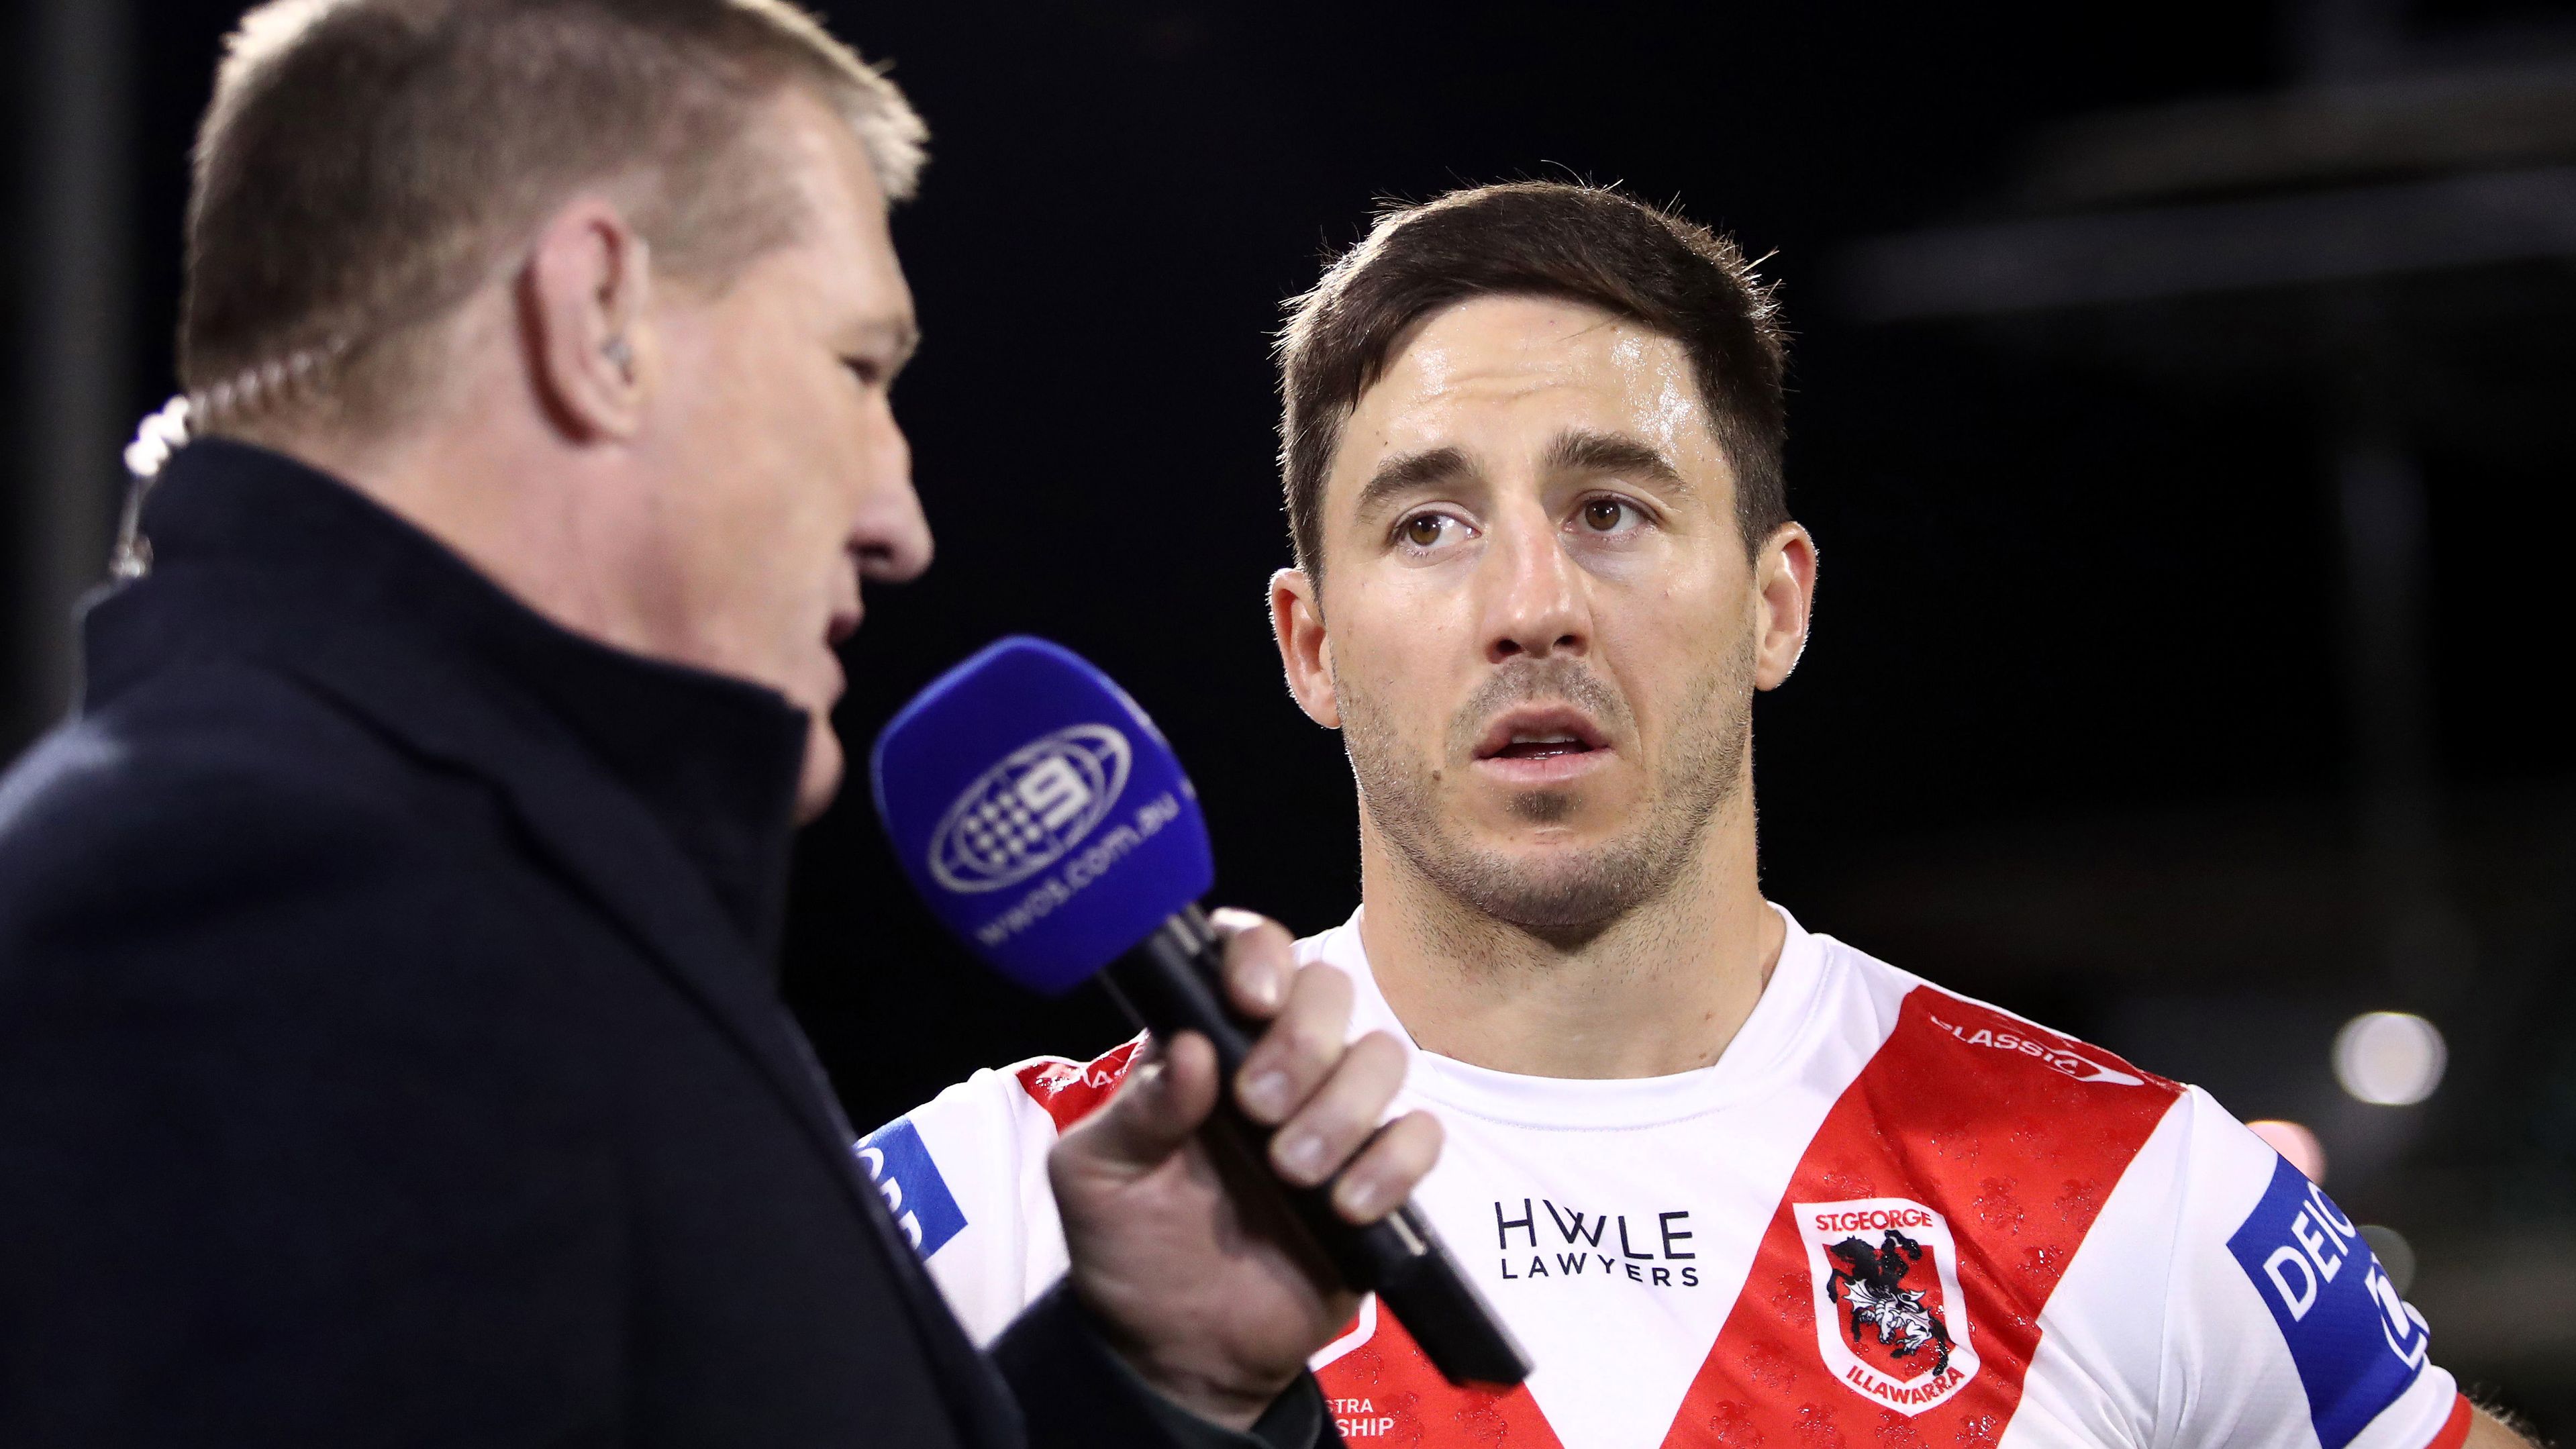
left=811, top=607, right=860, bottom=707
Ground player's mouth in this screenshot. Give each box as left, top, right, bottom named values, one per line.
left=1469, top=706, right=1612, bottom=785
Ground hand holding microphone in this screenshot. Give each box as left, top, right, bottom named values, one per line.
left=871, top=638, right=1529, bottom=1429
left=1044, top=909, right=1442, bottom=1430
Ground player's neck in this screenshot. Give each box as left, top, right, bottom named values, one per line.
left=1355, top=796, right=1783, bottom=1081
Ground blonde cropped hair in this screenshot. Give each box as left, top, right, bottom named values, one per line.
left=178, top=0, right=926, bottom=438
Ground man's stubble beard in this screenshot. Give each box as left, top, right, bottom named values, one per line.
left=1339, top=630, right=1756, bottom=945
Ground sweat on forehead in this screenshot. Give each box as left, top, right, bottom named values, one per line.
left=1360, top=299, right=1719, bottom=458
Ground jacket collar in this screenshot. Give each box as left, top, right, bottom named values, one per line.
left=87, top=438, right=809, bottom=956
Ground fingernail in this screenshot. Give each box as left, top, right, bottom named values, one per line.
left=1241, top=1070, right=1291, bottom=1121
left=1244, top=968, right=1284, bottom=1013
left=1334, top=1172, right=1387, bottom=1221
left=1275, top=1133, right=1327, bottom=1183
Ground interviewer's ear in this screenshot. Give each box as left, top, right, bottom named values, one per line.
left=1270, top=568, right=1340, bottom=728
left=522, top=197, right=653, bottom=442
left=1752, top=523, right=1818, bottom=691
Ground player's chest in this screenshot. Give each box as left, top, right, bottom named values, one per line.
left=1316, top=1060, right=2167, bottom=1449
left=1407, top=1114, right=1774, bottom=1409
left=1316, top=1107, right=1805, bottom=1449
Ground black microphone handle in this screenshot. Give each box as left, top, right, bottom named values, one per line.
left=1096, top=905, right=1532, bottom=1389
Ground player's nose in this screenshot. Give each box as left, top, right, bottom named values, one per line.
left=1478, top=501, right=1588, bottom=664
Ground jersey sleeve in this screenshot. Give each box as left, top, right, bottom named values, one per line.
left=856, top=1037, right=1148, bottom=1346
left=2150, top=1087, right=2463, bottom=1449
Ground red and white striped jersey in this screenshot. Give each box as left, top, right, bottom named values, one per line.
left=860, top=908, right=2469, bottom=1449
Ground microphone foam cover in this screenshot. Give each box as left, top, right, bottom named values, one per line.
left=870, top=637, right=1214, bottom=995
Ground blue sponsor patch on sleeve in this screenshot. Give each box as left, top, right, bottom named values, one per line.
left=855, top=1117, right=969, bottom=1259
left=2226, top=1154, right=2430, bottom=1449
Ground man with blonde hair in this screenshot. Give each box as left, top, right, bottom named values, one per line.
left=0, top=3, right=1434, bottom=1444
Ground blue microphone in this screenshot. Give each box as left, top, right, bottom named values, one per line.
left=871, top=636, right=1530, bottom=1389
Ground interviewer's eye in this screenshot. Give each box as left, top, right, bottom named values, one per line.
left=1401, top=515, right=1448, bottom=548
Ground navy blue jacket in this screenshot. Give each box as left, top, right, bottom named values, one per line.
left=0, top=441, right=1325, bottom=1448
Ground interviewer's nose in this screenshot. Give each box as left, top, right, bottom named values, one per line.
left=1481, top=506, right=1587, bottom=664
left=854, top=426, right=932, bottom=585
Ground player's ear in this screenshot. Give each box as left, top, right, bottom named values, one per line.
left=1752, top=523, right=1817, bottom=691
left=1271, top=567, right=1340, bottom=728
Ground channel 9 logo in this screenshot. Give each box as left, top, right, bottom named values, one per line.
left=927, top=723, right=1133, bottom=895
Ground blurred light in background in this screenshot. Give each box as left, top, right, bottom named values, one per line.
left=2359, top=1224, right=2417, bottom=1296
left=2246, top=1119, right=2328, bottom=1182
left=2333, top=1011, right=2446, bottom=1106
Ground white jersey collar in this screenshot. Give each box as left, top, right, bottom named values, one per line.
left=1304, top=902, right=1833, bottom=1130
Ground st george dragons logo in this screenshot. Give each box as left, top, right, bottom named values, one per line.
left=1828, top=1232, right=1953, bottom=1372
left=1794, top=1198, right=1982, bottom=1414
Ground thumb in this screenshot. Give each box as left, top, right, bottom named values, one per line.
left=1062, top=1032, right=1220, bottom=1181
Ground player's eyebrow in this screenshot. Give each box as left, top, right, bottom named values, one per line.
left=1351, top=446, right=1477, bottom=520
left=1543, top=428, right=1692, bottom=497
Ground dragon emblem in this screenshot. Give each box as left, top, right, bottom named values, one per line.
left=1825, top=1230, right=1954, bottom=1375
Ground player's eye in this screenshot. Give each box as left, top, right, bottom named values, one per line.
left=1395, top=512, right=1467, bottom=552
left=842, top=356, right=886, bottom=389
left=1577, top=497, right=1642, bottom=534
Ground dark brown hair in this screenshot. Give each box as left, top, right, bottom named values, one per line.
left=180, top=0, right=925, bottom=436
left=1277, top=182, right=1788, bottom=576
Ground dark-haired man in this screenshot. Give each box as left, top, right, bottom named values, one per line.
left=0, top=2, right=1432, bottom=1444
left=866, top=183, right=2524, bottom=1449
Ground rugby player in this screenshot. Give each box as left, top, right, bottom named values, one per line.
left=859, top=183, right=2527, bottom=1449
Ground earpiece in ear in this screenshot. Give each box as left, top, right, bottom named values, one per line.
left=601, top=336, right=635, bottom=377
